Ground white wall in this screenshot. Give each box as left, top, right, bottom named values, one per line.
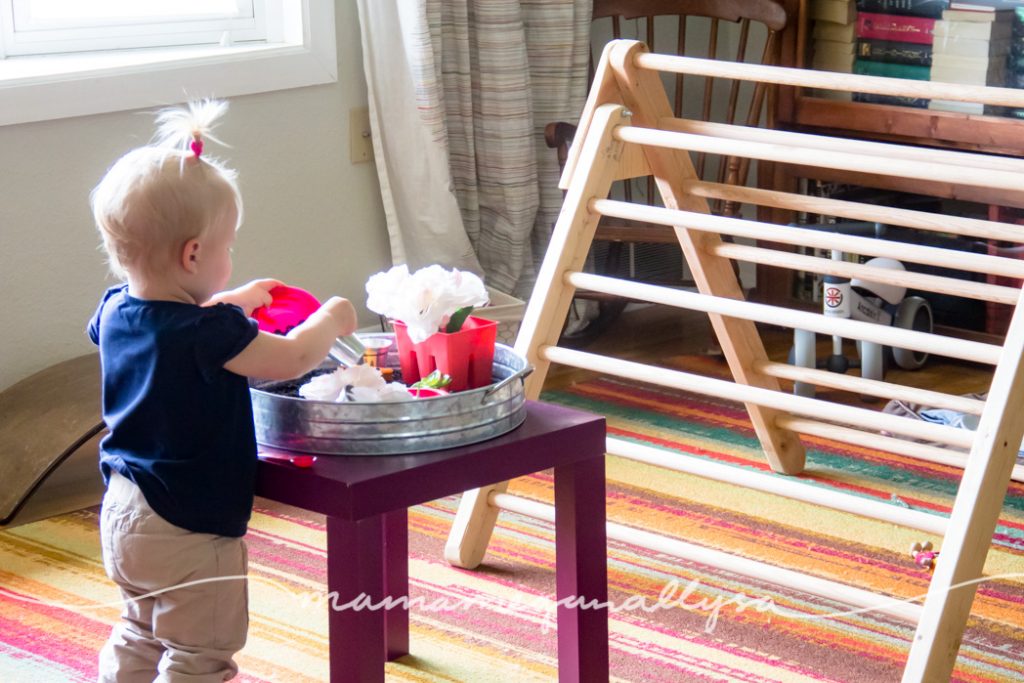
left=0, top=2, right=391, bottom=391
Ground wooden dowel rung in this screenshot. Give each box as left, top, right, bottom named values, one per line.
left=712, top=242, right=1020, bottom=304
left=663, top=118, right=1024, bottom=174
left=634, top=52, right=1024, bottom=108
left=564, top=271, right=1002, bottom=366
left=777, top=417, right=1024, bottom=484
left=754, top=361, right=986, bottom=415
left=593, top=199, right=1024, bottom=281
left=541, top=344, right=977, bottom=447
left=614, top=125, right=1024, bottom=193
left=682, top=181, right=1024, bottom=244
left=604, top=436, right=948, bottom=533
left=489, top=490, right=924, bottom=623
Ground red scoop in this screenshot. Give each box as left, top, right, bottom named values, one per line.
left=252, top=285, right=321, bottom=335
left=251, top=285, right=366, bottom=367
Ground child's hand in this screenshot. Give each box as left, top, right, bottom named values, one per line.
left=321, top=297, right=358, bottom=336
left=207, top=279, right=283, bottom=316
left=224, top=294, right=360, bottom=381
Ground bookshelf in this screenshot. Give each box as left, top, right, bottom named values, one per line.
left=777, top=0, right=1024, bottom=153
left=758, top=0, right=1024, bottom=340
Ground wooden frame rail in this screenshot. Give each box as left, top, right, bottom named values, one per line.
left=635, top=53, right=1024, bottom=106
left=683, top=180, right=1024, bottom=242
left=663, top=119, right=1024, bottom=173
left=593, top=199, right=1024, bottom=287
left=446, top=40, right=1024, bottom=682
left=490, top=490, right=925, bottom=623
left=565, top=271, right=1000, bottom=365
left=542, top=342, right=972, bottom=448
left=616, top=125, right=1024, bottom=193
left=755, top=361, right=985, bottom=413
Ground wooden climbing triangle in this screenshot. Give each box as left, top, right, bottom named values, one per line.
left=447, top=39, right=1024, bottom=681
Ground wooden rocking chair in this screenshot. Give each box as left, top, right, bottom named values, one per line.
left=550, top=0, right=788, bottom=345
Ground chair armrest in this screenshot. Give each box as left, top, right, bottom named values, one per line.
left=544, top=121, right=578, bottom=171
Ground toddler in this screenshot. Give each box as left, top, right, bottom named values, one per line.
left=87, top=99, right=356, bottom=682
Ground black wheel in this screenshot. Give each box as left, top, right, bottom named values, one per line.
left=892, top=296, right=932, bottom=370
left=559, top=298, right=628, bottom=348
left=558, top=241, right=630, bottom=348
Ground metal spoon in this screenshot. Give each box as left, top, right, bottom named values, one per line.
left=329, top=334, right=366, bottom=367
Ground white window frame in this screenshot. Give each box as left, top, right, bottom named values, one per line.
left=0, top=0, right=336, bottom=127
left=3, top=0, right=267, bottom=55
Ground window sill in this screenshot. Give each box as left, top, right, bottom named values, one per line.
left=0, top=4, right=336, bottom=126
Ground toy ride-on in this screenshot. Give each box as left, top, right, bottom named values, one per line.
left=789, top=222, right=933, bottom=399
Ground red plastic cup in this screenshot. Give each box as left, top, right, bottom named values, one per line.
left=392, top=315, right=498, bottom=392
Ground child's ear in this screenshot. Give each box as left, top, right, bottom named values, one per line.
left=181, top=238, right=201, bottom=273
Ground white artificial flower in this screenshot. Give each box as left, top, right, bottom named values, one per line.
left=365, top=264, right=411, bottom=318
left=299, top=363, right=412, bottom=403
left=338, top=364, right=387, bottom=389
left=378, top=383, right=414, bottom=401
left=298, top=369, right=345, bottom=402
left=365, top=264, right=489, bottom=343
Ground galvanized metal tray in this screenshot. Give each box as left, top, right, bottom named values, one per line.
left=250, top=335, right=532, bottom=456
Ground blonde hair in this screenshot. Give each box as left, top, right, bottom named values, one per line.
left=91, top=99, right=242, bottom=279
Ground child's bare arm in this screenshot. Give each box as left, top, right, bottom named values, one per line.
left=224, top=297, right=358, bottom=380
left=205, top=278, right=282, bottom=316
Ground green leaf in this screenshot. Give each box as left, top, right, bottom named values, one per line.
left=444, top=306, right=474, bottom=333
left=411, top=370, right=453, bottom=389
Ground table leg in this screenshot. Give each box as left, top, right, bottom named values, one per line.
left=326, top=515, right=385, bottom=683
left=383, top=508, right=409, bottom=660
left=554, top=456, right=609, bottom=682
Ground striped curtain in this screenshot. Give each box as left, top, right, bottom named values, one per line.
left=356, top=0, right=592, bottom=298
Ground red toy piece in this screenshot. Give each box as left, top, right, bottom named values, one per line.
left=258, top=452, right=316, bottom=468
left=252, top=285, right=321, bottom=335
left=407, top=387, right=446, bottom=399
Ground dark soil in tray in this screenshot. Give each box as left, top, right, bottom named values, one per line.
left=255, top=374, right=318, bottom=398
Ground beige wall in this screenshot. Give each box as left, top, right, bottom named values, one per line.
left=0, top=2, right=391, bottom=391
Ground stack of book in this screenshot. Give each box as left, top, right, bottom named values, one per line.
left=852, top=0, right=948, bottom=107
left=810, top=0, right=858, bottom=99
left=929, top=1, right=1015, bottom=114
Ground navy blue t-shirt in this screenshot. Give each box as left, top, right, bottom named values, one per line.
left=88, top=285, right=260, bottom=537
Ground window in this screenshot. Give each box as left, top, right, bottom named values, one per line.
left=2, top=0, right=270, bottom=56
left=0, top=0, right=336, bottom=126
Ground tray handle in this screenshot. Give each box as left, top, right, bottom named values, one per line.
left=481, top=365, right=534, bottom=403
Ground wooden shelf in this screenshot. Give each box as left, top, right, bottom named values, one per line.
left=756, top=1, right=1024, bottom=337
left=793, top=96, right=1024, bottom=157
left=775, top=1, right=1024, bottom=159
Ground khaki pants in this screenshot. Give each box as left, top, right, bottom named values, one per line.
left=98, top=471, right=248, bottom=683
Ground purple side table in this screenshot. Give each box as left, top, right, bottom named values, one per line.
left=255, top=400, right=608, bottom=683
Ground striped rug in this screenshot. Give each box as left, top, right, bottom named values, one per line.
left=1, top=359, right=1022, bottom=682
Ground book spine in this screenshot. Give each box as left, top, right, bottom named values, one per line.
left=855, top=0, right=948, bottom=19
left=853, top=58, right=932, bottom=79
left=853, top=92, right=930, bottom=107
left=856, top=12, right=936, bottom=45
left=857, top=38, right=934, bottom=64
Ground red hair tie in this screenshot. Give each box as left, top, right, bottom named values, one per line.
left=190, top=136, right=203, bottom=158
